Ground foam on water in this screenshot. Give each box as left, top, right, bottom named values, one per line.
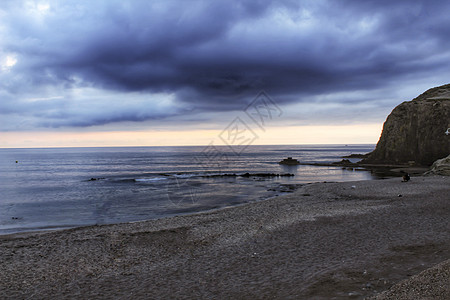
left=134, top=177, right=168, bottom=182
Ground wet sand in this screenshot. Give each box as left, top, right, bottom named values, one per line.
left=1, top=176, right=449, bottom=299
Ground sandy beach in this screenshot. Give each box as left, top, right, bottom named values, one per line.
left=1, top=176, right=449, bottom=299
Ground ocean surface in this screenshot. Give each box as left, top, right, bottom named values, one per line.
left=0, top=144, right=377, bottom=235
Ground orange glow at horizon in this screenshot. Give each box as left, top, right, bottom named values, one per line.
left=0, top=123, right=382, bottom=148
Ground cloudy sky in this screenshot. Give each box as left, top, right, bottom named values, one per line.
left=1, top=0, right=449, bottom=147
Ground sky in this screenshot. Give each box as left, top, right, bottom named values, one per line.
left=1, top=0, right=449, bottom=147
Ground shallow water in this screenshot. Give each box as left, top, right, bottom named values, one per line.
left=0, top=144, right=376, bottom=234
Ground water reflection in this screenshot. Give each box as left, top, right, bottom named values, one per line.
left=280, top=164, right=299, bottom=174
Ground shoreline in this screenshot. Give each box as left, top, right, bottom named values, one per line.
left=1, top=176, right=449, bottom=299
left=0, top=174, right=379, bottom=238
left=0, top=176, right=369, bottom=237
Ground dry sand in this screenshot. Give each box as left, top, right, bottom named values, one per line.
left=1, top=176, right=449, bottom=299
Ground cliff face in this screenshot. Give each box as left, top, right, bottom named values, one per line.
left=363, top=84, right=450, bottom=166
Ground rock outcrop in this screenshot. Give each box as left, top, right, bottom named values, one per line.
left=424, top=154, right=450, bottom=176
left=362, top=84, right=450, bottom=166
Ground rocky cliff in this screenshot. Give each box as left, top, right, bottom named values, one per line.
left=362, top=84, right=450, bottom=166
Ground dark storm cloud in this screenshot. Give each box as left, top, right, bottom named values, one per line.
left=1, top=0, right=449, bottom=129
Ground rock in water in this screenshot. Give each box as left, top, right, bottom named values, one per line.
left=425, top=154, right=450, bottom=176
left=362, top=84, right=450, bottom=166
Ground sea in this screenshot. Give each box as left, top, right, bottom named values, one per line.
left=0, top=144, right=377, bottom=235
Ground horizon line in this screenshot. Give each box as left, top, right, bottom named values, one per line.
left=0, top=143, right=377, bottom=149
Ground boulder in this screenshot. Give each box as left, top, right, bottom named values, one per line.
left=424, top=154, right=450, bottom=176
left=362, top=84, right=450, bottom=166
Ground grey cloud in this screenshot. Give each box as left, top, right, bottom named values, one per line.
left=1, top=0, right=450, bottom=130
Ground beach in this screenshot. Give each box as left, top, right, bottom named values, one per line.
left=1, top=176, right=449, bottom=299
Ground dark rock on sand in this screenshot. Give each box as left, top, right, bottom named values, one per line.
left=268, top=184, right=301, bottom=193
left=362, top=83, right=450, bottom=166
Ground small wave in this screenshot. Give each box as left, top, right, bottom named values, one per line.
left=160, top=173, right=201, bottom=179
left=172, top=173, right=197, bottom=179
left=134, top=177, right=167, bottom=182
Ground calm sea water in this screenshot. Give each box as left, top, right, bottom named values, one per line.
left=0, top=144, right=376, bottom=235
